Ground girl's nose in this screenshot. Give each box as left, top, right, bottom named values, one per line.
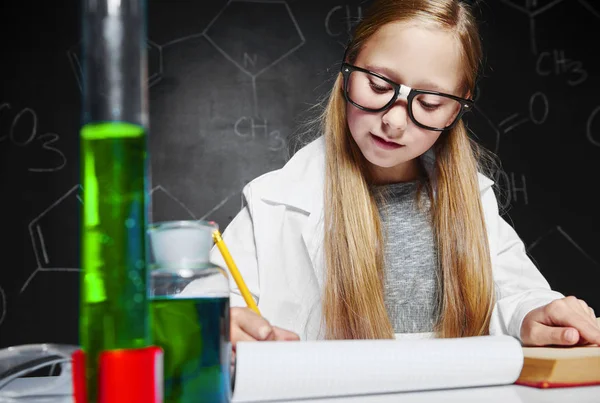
left=381, top=102, right=409, bottom=135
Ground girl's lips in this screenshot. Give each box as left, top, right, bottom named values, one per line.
left=371, top=133, right=403, bottom=150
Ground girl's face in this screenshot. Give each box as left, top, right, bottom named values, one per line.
left=346, top=22, right=465, bottom=183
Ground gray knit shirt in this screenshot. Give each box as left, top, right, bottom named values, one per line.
left=376, top=181, right=440, bottom=334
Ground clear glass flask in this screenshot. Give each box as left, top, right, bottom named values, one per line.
left=148, top=220, right=231, bottom=403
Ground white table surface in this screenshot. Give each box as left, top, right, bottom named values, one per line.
left=2, top=378, right=599, bottom=403
left=265, top=384, right=600, bottom=403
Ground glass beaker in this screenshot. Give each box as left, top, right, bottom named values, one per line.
left=148, top=220, right=231, bottom=403
left=80, top=0, right=150, bottom=400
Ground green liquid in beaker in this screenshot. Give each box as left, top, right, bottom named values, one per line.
left=80, top=122, right=150, bottom=401
left=152, top=296, right=231, bottom=403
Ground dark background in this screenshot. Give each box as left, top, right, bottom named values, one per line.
left=1, top=0, right=599, bottom=347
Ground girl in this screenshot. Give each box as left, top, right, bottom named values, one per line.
left=210, top=0, right=600, bottom=348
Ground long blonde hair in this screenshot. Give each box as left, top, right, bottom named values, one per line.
left=322, top=0, right=495, bottom=339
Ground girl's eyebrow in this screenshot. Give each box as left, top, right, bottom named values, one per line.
left=364, top=64, right=454, bottom=94
left=413, top=80, right=454, bottom=95
left=364, top=64, right=400, bottom=82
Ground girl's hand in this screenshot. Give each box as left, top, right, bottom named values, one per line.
left=230, top=307, right=299, bottom=373
left=230, top=307, right=299, bottom=349
left=521, top=296, right=600, bottom=346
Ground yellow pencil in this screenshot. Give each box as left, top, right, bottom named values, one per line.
left=212, top=230, right=261, bottom=316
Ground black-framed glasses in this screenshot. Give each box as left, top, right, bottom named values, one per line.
left=341, top=62, right=474, bottom=131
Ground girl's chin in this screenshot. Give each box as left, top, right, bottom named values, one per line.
left=364, top=154, right=406, bottom=170
left=362, top=146, right=405, bottom=164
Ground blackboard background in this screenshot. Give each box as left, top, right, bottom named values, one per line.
left=1, top=0, right=599, bottom=348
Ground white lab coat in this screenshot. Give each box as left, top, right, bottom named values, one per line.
left=208, top=136, right=564, bottom=341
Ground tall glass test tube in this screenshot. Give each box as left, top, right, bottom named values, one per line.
left=80, top=0, right=150, bottom=400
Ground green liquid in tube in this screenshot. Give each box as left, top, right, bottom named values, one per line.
left=80, top=121, right=150, bottom=401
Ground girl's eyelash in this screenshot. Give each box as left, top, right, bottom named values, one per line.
left=369, top=81, right=390, bottom=92
left=419, top=100, right=440, bottom=109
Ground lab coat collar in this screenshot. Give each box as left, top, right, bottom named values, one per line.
left=257, top=135, right=494, bottom=290
left=260, top=136, right=326, bottom=215
left=259, top=135, right=494, bottom=214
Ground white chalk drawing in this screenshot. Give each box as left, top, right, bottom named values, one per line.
left=535, top=49, right=588, bottom=86
left=151, top=185, right=242, bottom=222
left=324, top=5, right=363, bottom=38
left=149, top=185, right=197, bottom=221
left=199, top=191, right=240, bottom=221
left=22, top=185, right=83, bottom=293
left=147, top=41, right=164, bottom=87
left=528, top=226, right=599, bottom=267
left=494, top=171, right=529, bottom=209
left=0, top=285, right=6, bottom=327
left=1, top=102, right=67, bottom=172
left=233, top=116, right=285, bottom=151
left=203, top=0, right=305, bottom=118
left=22, top=184, right=236, bottom=293
left=497, top=91, right=549, bottom=134
left=528, top=91, right=549, bottom=125
left=66, top=46, right=83, bottom=93
left=498, top=0, right=600, bottom=55
left=475, top=91, right=550, bottom=154
left=161, top=0, right=305, bottom=137
left=587, top=105, right=600, bottom=147
left=498, top=113, right=529, bottom=135
left=67, top=40, right=163, bottom=92
left=471, top=105, right=502, bottom=154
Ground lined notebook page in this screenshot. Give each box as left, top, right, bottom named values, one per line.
left=232, top=335, right=524, bottom=402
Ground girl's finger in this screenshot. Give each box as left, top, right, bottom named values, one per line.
left=545, top=299, right=600, bottom=345
left=272, top=326, right=301, bottom=341
left=528, top=322, right=580, bottom=346
left=575, top=299, right=596, bottom=323
left=563, top=297, right=598, bottom=332
left=231, top=307, right=274, bottom=341
left=231, top=324, right=257, bottom=350
left=589, top=308, right=598, bottom=327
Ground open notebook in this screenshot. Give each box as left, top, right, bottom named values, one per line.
left=231, top=335, right=524, bottom=402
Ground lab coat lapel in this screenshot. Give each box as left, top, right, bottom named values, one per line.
left=260, top=137, right=327, bottom=289
left=300, top=197, right=325, bottom=290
